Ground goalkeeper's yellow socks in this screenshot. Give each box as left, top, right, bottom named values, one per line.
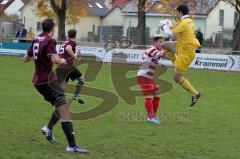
left=180, top=79, right=198, bottom=96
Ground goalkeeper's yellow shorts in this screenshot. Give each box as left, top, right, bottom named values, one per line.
left=166, top=42, right=196, bottom=74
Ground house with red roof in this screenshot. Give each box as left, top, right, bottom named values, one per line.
left=0, top=0, right=30, bottom=15
left=17, top=0, right=238, bottom=41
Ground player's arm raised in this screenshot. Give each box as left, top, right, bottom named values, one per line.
left=160, top=20, right=174, bottom=38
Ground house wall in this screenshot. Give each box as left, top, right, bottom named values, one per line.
left=4, top=0, right=24, bottom=16
left=123, top=14, right=206, bottom=38
left=20, top=1, right=102, bottom=40
left=206, top=1, right=235, bottom=40
left=102, top=7, right=123, bottom=26
left=20, top=1, right=42, bottom=36
left=69, top=16, right=100, bottom=40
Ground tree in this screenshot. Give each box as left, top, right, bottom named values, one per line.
left=155, top=0, right=209, bottom=21
left=133, top=0, right=158, bottom=45
left=0, top=13, right=19, bottom=21
left=136, top=0, right=147, bottom=45
left=221, top=0, right=240, bottom=52
left=38, top=0, right=88, bottom=40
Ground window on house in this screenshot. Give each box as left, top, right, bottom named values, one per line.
left=92, top=25, right=95, bottom=34
left=219, top=10, right=224, bottom=26
left=234, top=11, right=239, bottom=26
left=37, top=22, right=41, bottom=31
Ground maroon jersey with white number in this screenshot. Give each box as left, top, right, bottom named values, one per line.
left=58, top=39, right=76, bottom=67
left=137, top=46, right=163, bottom=79
left=27, top=33, right=57, bottom=84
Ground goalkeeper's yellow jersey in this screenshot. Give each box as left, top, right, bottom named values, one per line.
left=172, top=15, right=200, bottom=48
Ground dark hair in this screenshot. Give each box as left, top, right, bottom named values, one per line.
left=21, top=24, right=25, bottom=27
left=42, top=18, right=55, bottom=33
left=68, top=29, right=77, bottom=39
left=153, top=36, right=164, bottom=43
left=177, top=5, right=189, bottom=15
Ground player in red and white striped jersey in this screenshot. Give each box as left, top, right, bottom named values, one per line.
left=137, top=35, right=166, bottom=124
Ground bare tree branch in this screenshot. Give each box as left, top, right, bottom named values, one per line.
left=50, top=0, right=60, bottom=15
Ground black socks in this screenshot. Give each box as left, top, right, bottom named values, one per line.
left=47, top=110, right=60, bottom=130
left=61, top=121, right=76, bottom=147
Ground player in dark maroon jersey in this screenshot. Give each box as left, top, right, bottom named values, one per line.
left=56, top=29, right=85, bottom=104
left=23, top=18, right=88, bottom=153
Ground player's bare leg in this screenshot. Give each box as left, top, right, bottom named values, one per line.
left=162, top=41, right=176, bottom=53
left=162, top=41, right=177, bottom=64
left=72, top=76, right=85, bottom=104
left=60, top=81, right=67, bottom=91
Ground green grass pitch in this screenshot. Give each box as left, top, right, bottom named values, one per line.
left=0, top=56, right=240, bottom=159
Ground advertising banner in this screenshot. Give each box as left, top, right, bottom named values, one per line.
left=1, top=45, right=240, bottom=72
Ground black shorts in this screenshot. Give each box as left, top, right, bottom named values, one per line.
left=56, top=67, right=82, bottom=83
left=34, top=81, right=66, bottom=107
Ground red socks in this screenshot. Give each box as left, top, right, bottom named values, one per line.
left=153, top=97, right=160, bottom=114
left=145, top=97, right=160, bottom=118
left=145, top=98, right=155, bottom=118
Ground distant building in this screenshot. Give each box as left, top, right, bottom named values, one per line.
left=0, top=0, right=30, bottom=16
left=0, top=0, right=31, bottom=37
left=18, top=0, right=238, bottom=41
left=206, top=0, right=238, bottom=40
left=0, top=0, right=13, bottom=15
left=120, top=1, right=207, bottom=42
left=104, top=0, right=129, bottom=9
left=19, top=0, right=125, bottom=41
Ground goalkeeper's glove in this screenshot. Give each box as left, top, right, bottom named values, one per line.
left=159, top=20, right=173, bottom=38
left=159, top=19, right=173, bottom=29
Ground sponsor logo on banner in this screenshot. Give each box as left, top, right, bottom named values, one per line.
left=111, top=49, right=142, bottom=63
left=192, top=54, right=237, bottom=71
left=111, top=48, right=174, bottom=66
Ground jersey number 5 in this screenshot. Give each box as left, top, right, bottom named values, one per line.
left=58, top=45, right=65, bottom=54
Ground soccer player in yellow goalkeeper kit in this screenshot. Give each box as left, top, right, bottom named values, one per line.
left=161, top=5, right=201, bottom=107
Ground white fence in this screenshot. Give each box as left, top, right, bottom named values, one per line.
left=78, top=46, right=240, bottom=72
left=0, top=46, right=240, bottom=72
